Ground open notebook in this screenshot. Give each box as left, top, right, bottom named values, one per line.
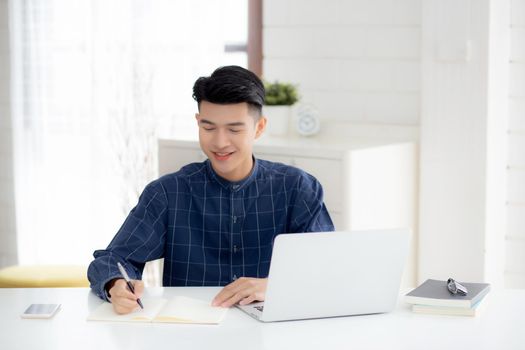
left=87, top=296, right=227, bottom=324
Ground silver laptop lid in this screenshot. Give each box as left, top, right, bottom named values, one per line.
left=260, top=229, right=410, bottom=322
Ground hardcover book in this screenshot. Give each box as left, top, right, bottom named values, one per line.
left=405, top=279, right=490, bottom=308
left=411, top=299, right=487, bottom=317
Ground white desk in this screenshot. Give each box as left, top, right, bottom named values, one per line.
left=0, top=287, right=523, bottom=350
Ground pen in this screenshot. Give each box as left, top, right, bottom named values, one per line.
left=117, top=262, right=144, bottom=309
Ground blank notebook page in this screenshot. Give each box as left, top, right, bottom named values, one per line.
left=87, top=298, right=167, bottom=322
left=154, top=296, right=227, bottom=324
left=87, top=296, right=227, bottom=324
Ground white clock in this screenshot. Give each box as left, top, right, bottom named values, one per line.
left=296, top=104, right=320, bottom=136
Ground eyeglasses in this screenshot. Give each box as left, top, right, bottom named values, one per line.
left=447, top=278, right=468, bottom=296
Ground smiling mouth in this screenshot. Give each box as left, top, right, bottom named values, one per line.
left=212, top=151, right=234, bottom=161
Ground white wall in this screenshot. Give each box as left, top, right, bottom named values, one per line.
left=506, top=0, right=525, bottom=288
left=0, top=0, right=17, bottom=268
left=262, top=0, right=421, bottom=288
left=263, top=0, right=525, bottom=289
left=263, top=0, right=421, bottom=139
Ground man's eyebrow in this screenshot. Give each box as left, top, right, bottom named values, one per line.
left=199, top=119, right=215, bottom=125
left=225, top=122, right=246, bottom=127
left=199, top=119, right=246, bottom=127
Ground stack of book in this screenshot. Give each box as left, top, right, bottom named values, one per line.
left=405, top=279, right=491, bottom=316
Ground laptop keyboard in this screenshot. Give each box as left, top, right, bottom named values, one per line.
left=254, top=305, right=264, bottom=312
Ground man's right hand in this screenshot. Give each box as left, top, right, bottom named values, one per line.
left=106, top=278, right=145, bottom=315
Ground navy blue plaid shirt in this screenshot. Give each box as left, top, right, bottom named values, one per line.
left=88, top=158, right=334, bottom=300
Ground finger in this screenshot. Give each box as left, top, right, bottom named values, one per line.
left=111, top=287, right=138, bottom=301
left=219, top=293, right=245, bottom=308
left=211, top=290, right=233, bottom=307
left=113, top=302, right=138, bottom=315
left=233, top=279, right=267, bottom=305
left=212, top=280, right=244, bottom=306
left=220, top=287, right=256, bottom=308
left=113, top=296, right=140, bottom=310
left=239, top=291, right=264, bottom=306
left=111, top=290, right=141, bottom=313
left=112, top=280, right=140, bottom=300
left=212, top=278, right=255, bottom=306
left=239, top=295, right=256, bottom=306
left=132, top=280, right=145, bottom=298
left=238, top=296, right=254, bottom=306
left=111, top=288, right=140, bottom=305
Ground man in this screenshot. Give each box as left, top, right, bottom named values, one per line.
left=88, top=66, right=334, bottom=314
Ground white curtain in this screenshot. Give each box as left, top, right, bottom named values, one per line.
left=10, top=0, right=247, bottom=269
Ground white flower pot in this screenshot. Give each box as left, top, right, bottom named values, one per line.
left=263, top=105, right=291, bottom=137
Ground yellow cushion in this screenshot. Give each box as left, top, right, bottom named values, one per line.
left=0, top=265, right=89, bottom=288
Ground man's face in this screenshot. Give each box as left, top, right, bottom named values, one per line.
left=196, top=101, right=266, bottom=182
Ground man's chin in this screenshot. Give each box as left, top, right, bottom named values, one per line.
left=209, top=160, right=234, bottom=176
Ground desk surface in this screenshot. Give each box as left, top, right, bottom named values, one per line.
left=0, top=287, right=523, bottom=350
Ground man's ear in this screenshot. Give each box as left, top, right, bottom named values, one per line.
left=195, top=113, right=200, bottom=123
left=255, top=116, right=267, bottom=139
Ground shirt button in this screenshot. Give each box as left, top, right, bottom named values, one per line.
left=233, top=245, right=239, bottom=253
left=233, top=274, right=238, bottom=281
left=232, top=184, right=239, bottom=190
left=233, top=216, right=237, bottom=223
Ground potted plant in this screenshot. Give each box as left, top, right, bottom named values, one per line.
left=263, top=80, right=299, bottom=136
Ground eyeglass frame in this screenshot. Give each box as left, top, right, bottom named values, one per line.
left=447, top=278, right=468, bottom=296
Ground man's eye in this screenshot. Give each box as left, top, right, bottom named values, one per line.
left=229, top=129, right=241, bottom=133
left=203, top=127, right=215, bottom=131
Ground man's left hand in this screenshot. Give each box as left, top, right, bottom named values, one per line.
left=212, top=277, right=268, bottom=307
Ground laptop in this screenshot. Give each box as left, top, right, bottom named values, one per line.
left=236, top=229, right=410, bottom=322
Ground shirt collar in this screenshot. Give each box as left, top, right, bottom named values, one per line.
left=206, top=156, right=259, bottom=192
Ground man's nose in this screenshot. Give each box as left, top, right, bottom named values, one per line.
left=212, top=129, right=231, bottom=149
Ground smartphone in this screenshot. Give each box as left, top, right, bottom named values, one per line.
left=20, top=304, right=61, bottom=319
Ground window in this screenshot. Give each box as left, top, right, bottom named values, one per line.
left=10, top=0, right=252, bottom=265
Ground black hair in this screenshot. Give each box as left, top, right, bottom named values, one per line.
left=192, top=65, right=265, bottom=118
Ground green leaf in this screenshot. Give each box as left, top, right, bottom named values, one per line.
left=263, top=80, right=299, bottom=106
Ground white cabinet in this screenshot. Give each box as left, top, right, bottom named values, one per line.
left=154, top=136, right=419, bottom=288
